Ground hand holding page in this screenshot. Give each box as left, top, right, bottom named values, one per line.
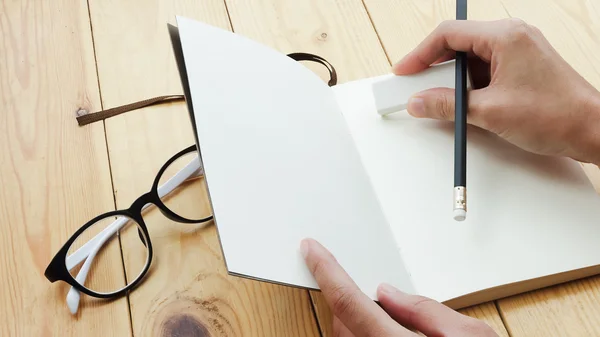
left=170, top=16, right=600, bottom=309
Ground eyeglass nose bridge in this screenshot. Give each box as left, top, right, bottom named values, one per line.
left=128, top=190, right=189, bottom=223
left=126, top=190, right=189, bottom=248
left=128, top=192, right=157, bottom=249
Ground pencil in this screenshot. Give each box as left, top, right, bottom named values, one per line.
left=453, top=0, right=468, bottom=221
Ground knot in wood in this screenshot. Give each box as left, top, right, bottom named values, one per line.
left=75, top=108, right=88, bottom=117
left=161, top=314, right=211, bottom=337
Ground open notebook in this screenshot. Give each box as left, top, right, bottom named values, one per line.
left=168, top=16, right=600, bottom=309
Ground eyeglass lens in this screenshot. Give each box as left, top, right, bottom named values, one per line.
left=66, top=215, right=149, bottom=295
left=157, top=151, right=211, bottom=221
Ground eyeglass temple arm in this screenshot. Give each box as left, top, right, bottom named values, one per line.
left=66, top=223, right=115, bottom=314
left=65, top=155, right=203, bottom=314
left=65, top=156, right=203, bottom=270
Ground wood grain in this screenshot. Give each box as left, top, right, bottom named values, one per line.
left=225, top=0, right=393, bottom=335
left=0, top=0, right=131, bottom=336
left=4, top=0, right=600, bottom=336
left=87, top=1, right=320, bottom=336
left=362, top=0, right=509, bottom=65
left=492, top=0, right=600, bottom=336
left=361, top=0, right=510, bottom=335
left=459, top=303, right=509, bottom=337
left=224, top=0, right=391, bottom=82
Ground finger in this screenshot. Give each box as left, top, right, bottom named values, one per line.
left=333, top=316, right=355, bottom=337
left=392, top=20, right=502, bottom=75
left=301, top=238, right=415, bottom=337
left=431, top=50, right=455, bottom=65
left=430, top=50, right=478, bottom=65
left=377, top=284, right=498, bottom=337
left=406, top=87, right=489, bottom=129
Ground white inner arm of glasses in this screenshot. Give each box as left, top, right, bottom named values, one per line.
left=65, top=155, right=204, bottom=314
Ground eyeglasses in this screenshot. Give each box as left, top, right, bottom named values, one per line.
left=49, top=51, right=337, bottom=315
left=44, top=145, right=213, bottom=314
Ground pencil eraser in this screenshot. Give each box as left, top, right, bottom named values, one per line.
left=453, top=209, right=466, bottom=221
left=372, top=60, right=472, bottom=116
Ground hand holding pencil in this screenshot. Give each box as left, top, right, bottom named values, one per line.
left=392, top=18, right=600, bottom=186
left=301, top=16, right=600, bottom=337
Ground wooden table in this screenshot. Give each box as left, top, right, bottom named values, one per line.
left=2, top=0, right=600, bottom=336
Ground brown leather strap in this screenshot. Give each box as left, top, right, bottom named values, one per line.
left=76, top=94, right=184, bottom=126
left=76, top=52, right=337, bottom=126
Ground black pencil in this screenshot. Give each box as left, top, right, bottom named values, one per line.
left=454, top=0, right=468, bottom=221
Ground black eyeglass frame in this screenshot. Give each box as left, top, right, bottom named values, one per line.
left=44, top=144, right=212, bottom=298
left=46, top=51, right=338, bottom=300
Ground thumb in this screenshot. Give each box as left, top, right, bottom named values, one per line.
left=406, top=87, right=486, bottom=128
left=377, top=284, right=496, bottom=337
left=406, top=87, right=456, bottom=120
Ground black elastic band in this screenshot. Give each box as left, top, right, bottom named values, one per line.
left=287, top=52, right=337, bottom=86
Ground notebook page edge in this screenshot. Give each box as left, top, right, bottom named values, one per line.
left=174, top=16, right=411, bottom=300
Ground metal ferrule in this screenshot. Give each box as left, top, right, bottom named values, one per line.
left=454, top=186, right=466, bottom=211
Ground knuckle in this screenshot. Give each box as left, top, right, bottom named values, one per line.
left=437, top=20, right=453, bottom=31
left=435, top=95, right=452, bottom=120
left=530, top=24, right=542, bottom=35
left=406, top=296, right=437, bottom=329
left=411, top=296, right=436, bottom=311
left=433, top=20, right=454, bottom=41
left=507, top=17, right=527, bottom=30
left=504, top=18, right=534, bottom=44
left=330, top=285, right=357, bottom=318
left=408, top=295, right=437, bottom=318
left=408, top=296, right=439, bottom=322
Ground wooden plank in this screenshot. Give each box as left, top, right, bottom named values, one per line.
left=87, top=1, right=320, bottom=336
left=362, top=0, right=510, bottom=65
left=224, top=0, right=391, bottom=81
left=310, top=292, right=333, bottom=337
left=224, top=0, right=391, bottom=335
left=501, top=0, right=600, bottom=86
left=0, top=0, right=131, bottom=336
left=361, top=0, right=509, bottom=335
left=459, top=303, right=509, bottom=337
left=493, top=1, right=600, bottom=336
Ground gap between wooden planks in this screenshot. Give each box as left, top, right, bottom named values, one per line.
left=0, top=0, right=132, bottom=336
left=87, top=0, right=319, bottom=336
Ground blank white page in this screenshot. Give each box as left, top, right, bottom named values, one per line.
left=175, top=16, right=414, bottom=299
left=334, top=74, right=600, bottom=302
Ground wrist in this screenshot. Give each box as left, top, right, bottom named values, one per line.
left=577, top=91, right=600, bottom=166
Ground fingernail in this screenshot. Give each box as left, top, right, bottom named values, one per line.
left=300, top=239, right=310, bottom=259
left=407, top=96, right=425, bottom=117
left=378, top=283, right=399, bottom=295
